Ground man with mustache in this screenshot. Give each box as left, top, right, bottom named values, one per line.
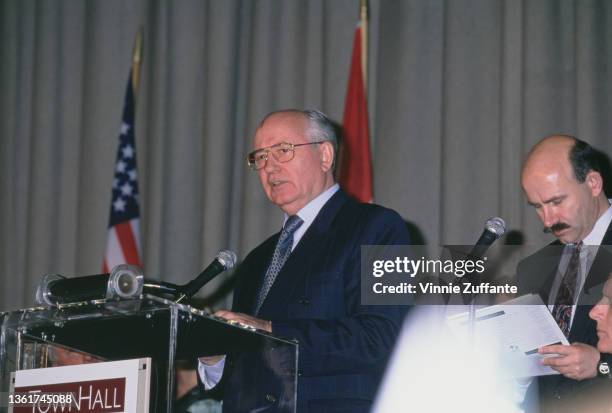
left=518, top=135, right=612, bottom=412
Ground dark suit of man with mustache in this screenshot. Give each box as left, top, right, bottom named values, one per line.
left=518, top=135, right=612, bottom=413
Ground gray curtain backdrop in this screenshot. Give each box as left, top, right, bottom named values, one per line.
left=1, top=0, right=611, bottom=311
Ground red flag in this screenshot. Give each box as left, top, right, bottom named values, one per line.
left=338, top=23, right=373, bottom=203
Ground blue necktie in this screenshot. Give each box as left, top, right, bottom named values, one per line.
left=254, top=215, right=304, bottom=315
left=552, top=242, right=582, bottom=337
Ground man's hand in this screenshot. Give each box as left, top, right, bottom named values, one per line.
left=214, top=310, right=272, bottom=333
left=198, top=311, right=271, bottom=365
left=539, top=342, right=599, bottom=380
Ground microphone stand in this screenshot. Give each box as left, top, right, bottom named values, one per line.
left=456, top=252, right=488, bottom=348
left=460, top=217, right=505, bottom=347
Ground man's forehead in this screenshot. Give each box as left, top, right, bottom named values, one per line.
left=522, top=154, right=575, bottom=188
left=254, top=113, right=308, bottom=146
left=522, top=137, right=575, bottom=179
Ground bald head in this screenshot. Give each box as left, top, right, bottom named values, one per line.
left=521, top=135, right=609, bottom=243
left=522, top=136, right=576, bottom=195
left=523, top=135, right=578, bottom=181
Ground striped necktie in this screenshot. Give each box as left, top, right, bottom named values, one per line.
left=551, top=242, right=582, bottom=337
left=254, top=215, right=303, bottom=315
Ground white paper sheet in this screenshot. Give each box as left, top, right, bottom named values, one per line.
left=446, top=294, right=570, bottom=378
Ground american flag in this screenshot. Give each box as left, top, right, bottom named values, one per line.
left=103, top=74, right=142, bottom=272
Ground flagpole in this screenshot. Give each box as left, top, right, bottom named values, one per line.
left=360, top=0, right=368, bottom=95
left=131, top=27, right=143, bottom=99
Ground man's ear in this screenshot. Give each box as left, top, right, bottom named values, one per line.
left=585, top=170, right=604, bottom=196
left=319, top=142, right=334, bottom=172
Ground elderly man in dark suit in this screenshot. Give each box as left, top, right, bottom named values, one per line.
left=199, top=109, right=409, bottom=412
left=518, top=135, right=612, bottom=412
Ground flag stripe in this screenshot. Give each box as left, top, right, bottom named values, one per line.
left=114, top=220, right=140, bottom=265
left=104, top=227, right=126, bottom=270
left=131, top=219, right=141, bottom=254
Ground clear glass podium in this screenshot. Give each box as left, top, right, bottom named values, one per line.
left=0, top=295, right=298, bottom=412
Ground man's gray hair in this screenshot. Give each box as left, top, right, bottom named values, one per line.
left=303, top=109, right=337, bottom=161
left=258, top=109, right=338, bottom=162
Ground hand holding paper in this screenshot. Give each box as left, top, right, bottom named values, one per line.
left=539, top=342, right=599, bottom=380
left=446, top=294, right=570, bottom=378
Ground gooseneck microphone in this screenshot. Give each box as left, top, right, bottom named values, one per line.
left=469, top=217, right=506, bottom=259
left=176, top=250, right=237, bottom=303
left=464, top=217, right=507, bottom=332
left=35, top=251, right=238, bottom=306
left=36, top=264, right=144, bottom=306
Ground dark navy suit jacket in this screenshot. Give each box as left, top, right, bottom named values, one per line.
left=223, top=189, right=410, bottom=413
left=517, top=222, right=612, bottom=412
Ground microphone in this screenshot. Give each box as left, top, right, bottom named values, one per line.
left=469, top=217, right=506, bottom=259
left=36, top=264, right=144, bottom=306
left=455, top=217, right=506, bottom=305
left=176, top=250, right=237, bottom=302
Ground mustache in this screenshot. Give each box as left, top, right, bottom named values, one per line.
left=543, top=222, right=570, bottom=234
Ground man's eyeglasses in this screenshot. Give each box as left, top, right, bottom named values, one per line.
left=247, top=141, right=325, bottom=170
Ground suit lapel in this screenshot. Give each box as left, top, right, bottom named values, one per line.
left=534, top=241, right=564, bottom=304
left=233, top=234, right=279, bottom=314
left=257, top=190, right=350, bottom=317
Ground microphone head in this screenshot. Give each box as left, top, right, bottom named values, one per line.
left=36, top=273, right=66, bottom=306
left=217, top=250, right=237, bottom=270
left=108, top=264, right=144, bottom=299
left=485, top=217, right=506, bottom=239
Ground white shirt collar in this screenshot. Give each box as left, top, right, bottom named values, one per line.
left=284, top=183, right=340, bottom=250
left=582, top=200, right=612, bottom=246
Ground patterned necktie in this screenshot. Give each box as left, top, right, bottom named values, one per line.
left=551, top=242, right=582, bottom=337
left=254, top=215, right=303, bottom=315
